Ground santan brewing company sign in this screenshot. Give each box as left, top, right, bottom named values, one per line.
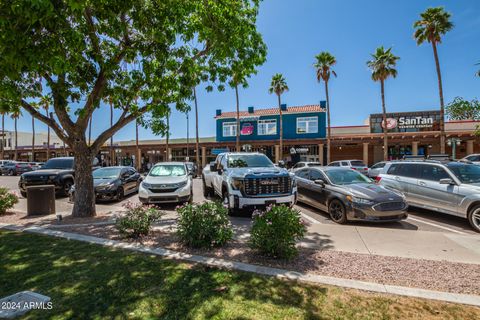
left=382, top=116, right=434, bottom=130
left=370, top=110, right=440, bottom=133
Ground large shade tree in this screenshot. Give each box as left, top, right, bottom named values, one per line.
left=367, top=46, right=400, bottom=161
left=0, top=0, right=266, bottom=217
left=268, top=73, right=289, bottom=161
left=414, top=7, right=453, bottom=154
left=314, top=52, right=337, bottom=164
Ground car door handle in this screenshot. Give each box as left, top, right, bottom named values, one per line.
left=394, top=176, right=401, bottom=181
left=418, top=181, right=426, bottom=186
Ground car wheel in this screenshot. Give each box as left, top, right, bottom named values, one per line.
left=188, top=191, right=193, bottom=204
left=9, top=169, right=14, bottom=176
left=328, top=199, right=347, bottom=224
left=468, top=205, right=480, bottom=233
left=222, top=190, right=235, bottom=215
left=20, top=191, right=27, bottom=198
left=202, top=178, right=213, bottom=198
left=61, top=180, right=73, bottom=197
left=116, top=187, right=124, bottom=201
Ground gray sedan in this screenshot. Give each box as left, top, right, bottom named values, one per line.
left=295, top=167, right=408, bottom=224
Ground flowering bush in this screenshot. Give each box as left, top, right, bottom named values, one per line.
left=115, top=201, right=164, bottom=238
left=249, top=205, right=307, bottom=260
left=176, top=201, right=233, bottom=248
left=0, top=187, right=19, bottom=215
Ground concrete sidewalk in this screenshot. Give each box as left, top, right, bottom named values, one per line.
left=302, top=223, right=480, bottom=264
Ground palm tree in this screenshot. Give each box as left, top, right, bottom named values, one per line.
left=0, top=110, right=5, bottom=159
left=10, top=108, right=21, bottom=161
left=31, top=112, right=35, bottom=161
left=367, top=46, right=400, bottom=161
left=268, top=73, right=289, bottom=162
left=234, top=83, right=241, bottom=152
left=476, top=61, right=480, bottom=77
left=165, top=109, right=170, bottom=161
left=40, top=95, right=52, bottom=160
left=193, top=87, right=200, bottom=172
left=109, top=97, right=114, bottom=165
left=314, top=52, right=337, bottom=164
left=414, top=7, right=453, bottom=154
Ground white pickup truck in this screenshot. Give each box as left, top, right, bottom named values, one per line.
left=202, top=152, right=297, bottom=212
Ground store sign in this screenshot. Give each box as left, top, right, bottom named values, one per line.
left=371, top=111, right=439, bottom=133
left=382, top=116, right=434, bottom=129
left=290, top=147, right=309, bottom=154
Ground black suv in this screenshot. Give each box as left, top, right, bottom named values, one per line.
left=19, top=157, right=76, bottom=197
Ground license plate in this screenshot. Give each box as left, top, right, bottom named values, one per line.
left=260, top=179, right=279, bottom=185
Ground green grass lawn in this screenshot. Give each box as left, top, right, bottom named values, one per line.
left=0, top=231, right=478, bottom=320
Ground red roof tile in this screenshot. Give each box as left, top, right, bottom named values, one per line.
left=215, top=104, right=325, bottom=119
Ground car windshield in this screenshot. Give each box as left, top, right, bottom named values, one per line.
left=93, top=168, right=121, bottom=179
left=227, top=154, right=274, bottom=168
left=41, top=158, right=74, bottom=169
left=150, top=164, right=186, bottom=176
left=351, top=161, right=366, bottom=167
left=447, top=163, right=480, bottom=184
left=325, top=169, right=372, bottom=185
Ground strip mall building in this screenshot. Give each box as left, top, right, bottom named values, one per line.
left=4, top=103, right=480, bottom=168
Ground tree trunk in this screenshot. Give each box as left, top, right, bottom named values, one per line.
left=1, top=114, right=4, bottom=160
left=166, top=113, right=169, bottom=161
left=186, top=113, right=189, bottom=159
left=135, top=120, right=140, bottom=170
left=31, top=115, right=35, bottom=162
left=278, top=94, right=283, bottom=162
left=325, top=81, right=331, bottom=164
left=193, top=87, right=200, bottom=175
left=235, top=84, right=241, bottom=152
left=432, top=41, right=445, bottom=154
left=46, top=109, right=50, bottom=161
left=72, top=142, right=96, bottom=217
left=381, top=80, right=388, bottom=161
left=14, top=117, right=17, bottom=161
left=109, top=100, right=114, bottom=165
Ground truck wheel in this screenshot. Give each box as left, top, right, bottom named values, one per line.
left=468, top=205, right=480, bottom=233
left=202, top=178, right=213, bottom=198
left=328, top=199, right=347, bottom=224
left=61, top=180, right=73, bottom=197
left=222, top=190, right=235, bottom=215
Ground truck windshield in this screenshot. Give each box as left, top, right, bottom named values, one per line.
left=42, top=158, right=74, bottom=169
left=227, top=154, right=274, bottom=168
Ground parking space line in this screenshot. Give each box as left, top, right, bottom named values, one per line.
left=300, top=212, right=320, bottom=224
left=407, top=216, right=467, bottom=235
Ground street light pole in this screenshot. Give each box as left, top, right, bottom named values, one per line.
left=447, top=137, right=461, bottom=159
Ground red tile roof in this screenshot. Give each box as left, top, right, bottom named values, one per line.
left=215, top=104, right=325, bottom=119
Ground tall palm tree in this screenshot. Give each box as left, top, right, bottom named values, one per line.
left=165, top=109, right=170, bottom=161
left=40, top=95, right=52, bottom=160
left=367, top=46, right=400, bottom=161
left=10, top=108, right=21, bottom=161
left=414, top=7, right=453, bottom=154
left=109, top=97, right=114, bottom=165
left=0, top=110, right=5, bottom=160
left=135, top=119, right=139, bottom=169
left=476, top=61, right=480, bottom=77
left=193, top=87, right=200, bottom=172
left=268, top=73, right=289, bottom=162
left=31, top=112, right=35, bottom=161
left=234, top=83, right=241, bottom=152
left=314, top=52, right=337, bottom=164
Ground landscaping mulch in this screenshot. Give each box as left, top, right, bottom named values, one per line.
left=54, top=224, right=480, bottom=296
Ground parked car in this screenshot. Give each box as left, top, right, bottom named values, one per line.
left=19, top=157, right=98, bottom=198
left=328, top=160, right=369, bottom=175
left=69, top=166, right=141, bottom=202
left=289, top=161, right=322, bottom=172
left=378, top=160, right=480, bottom=232
left=29, top=162, right=45, bottom=170
left=139, top=162, right=193, bottom=204
left=0, top=160, right=13, bottom=175
left=1, top=161, right=33, bottom=176
left=185, top=162, right=198, bottom=178
left=461, top=154, right=480, bottom=165
left=202, top=152, right=297, bottom=213
left=295, top=167, right=407, bottom=224
left=367, top=161, right=387, bottom=178
left=427, top=154, right=450, bottom=161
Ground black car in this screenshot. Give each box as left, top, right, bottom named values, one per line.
left=69, top=166, right=141, bottom=202
left=295, top=167, right=408, bottom=224
left=2, top=161, right=33, bottom=176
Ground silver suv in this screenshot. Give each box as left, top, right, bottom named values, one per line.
left=378, top=160, right=480, bottom=232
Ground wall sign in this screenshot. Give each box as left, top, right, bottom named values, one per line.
left=240, top=123, right=254, bottom=135
left=370, top=110, right=440, bottom=133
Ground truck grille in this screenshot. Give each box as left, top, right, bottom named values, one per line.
left=373, top=201, right=406, bottom=211
left=243, top=176, right=291, bottom=196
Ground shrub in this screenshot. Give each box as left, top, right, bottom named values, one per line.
left=249, top=205, right=307, bottom=260
left=0, top=187, right=19, bottom=215
left=115, top=201, right=164, bottom=238
left=176, top=201, right=233, bottom=248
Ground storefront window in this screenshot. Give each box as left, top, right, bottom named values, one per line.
left=222, top=122, right=237, bottom=137
left=297, top=117, right=318, bottom=134
left=258, top=119, right=277, bottom=135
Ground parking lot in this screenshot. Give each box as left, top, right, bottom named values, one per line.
left=1, top=175, right=478, bottom=235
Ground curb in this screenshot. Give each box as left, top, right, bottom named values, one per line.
left=1, top=224, right=479, bottom=307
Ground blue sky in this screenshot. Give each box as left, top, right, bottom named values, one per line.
left=5, top=0, right=480, bottom=142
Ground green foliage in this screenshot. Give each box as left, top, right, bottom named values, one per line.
left=413, top=7, right=453, bottom=45
left=176, top=201, right=233, bottom=248
left=314, top=52, right=337, bottom=83
left=115, top=202, right=164, bottom=239
left=268, top=73, right=289, bottom=97
left=446, top=97, right=480, bottom=121
left=249, top=205, right=307, bottom=260
left=367, top=46, right=400, bottom=82
left=0, top=187, right=19, bottom=215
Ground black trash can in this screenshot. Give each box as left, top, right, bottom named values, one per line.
left=26, top=185, right=56, bottom=216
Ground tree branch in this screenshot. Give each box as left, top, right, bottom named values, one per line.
left=84, top=7, right=103, bottom=64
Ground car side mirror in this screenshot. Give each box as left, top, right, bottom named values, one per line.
left=210, top=163, right=217, bottom=172
left=217, top=167, right=223, bottom=175
left=314, top=179, right=325, bottom=187
left=439, top=178, right=455, bottom=185
left=278, top=160, right=285, bottom=168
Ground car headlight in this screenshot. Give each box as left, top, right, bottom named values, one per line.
left=230, top=178, right=243, bottom=190
left=141, top=182, right=152, bottom=189
left=346, top=195, right=375, bottom=205
left=176, top=180, right=188, bottom=188
left=48, top=175, right=56, bottom=180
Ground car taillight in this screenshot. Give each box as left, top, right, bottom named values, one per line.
left=375, top=176, right=382, bottom=183
left=15, top=164, right=20, bottom=168
left=351, top=167, right=357, bottom=170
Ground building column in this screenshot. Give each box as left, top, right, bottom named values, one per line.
left=363, top=143, right=369, bottom=166
left=318, top=144, right=324, bottom=165
left=274, top=145, right=280, bottom=164
left=201, top=146, right=207, bottom=168
left=467, top=140, right=474, bottom=155
left=412, top=141, right=418, bottom=156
